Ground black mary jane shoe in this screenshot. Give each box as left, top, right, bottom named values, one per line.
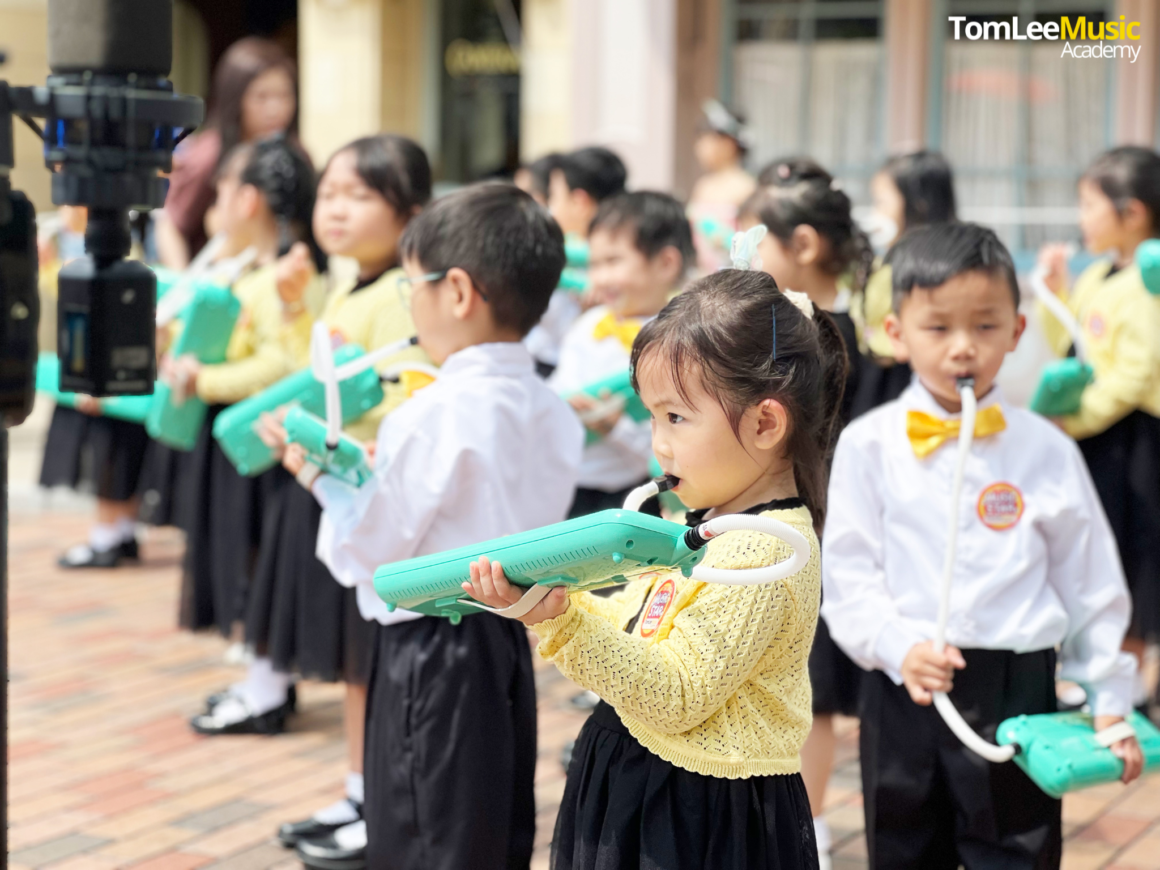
left=205, top=683, right=297, bottom=715
left=58, top=543, right=123, bottom=569
left=296, top=831, right=367, bottom=870
left=278, top=801, right=363, bottom=848
left=189, top=695, right=293, bottom=736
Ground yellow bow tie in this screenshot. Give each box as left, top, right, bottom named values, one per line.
left=592, top=313, right=643, bottom=352
left=906, top=406, right=1007, bottom=459
left=400, top=370, right=436, bottom=398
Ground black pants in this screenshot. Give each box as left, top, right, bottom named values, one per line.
left=860, top=648, right=1061, bottom=870
left=363, top=614, right=537, bottom=870
left=568, top=483, right=661, bottom=519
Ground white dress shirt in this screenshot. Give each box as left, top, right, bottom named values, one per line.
left=548, top=305, right=655, bottom=492
left=821, top=381, right=1136, bottom=716
left=314, top=342, right=585, bottom=625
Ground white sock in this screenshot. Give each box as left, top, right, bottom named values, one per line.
left=814, top=816, right=832, bottom=854
left=346, top=771, right=365, bottom=805
left=236, top=657, right=291, bottom=714
left=332, top=819, right=367, bottom=851
left=115, top=517, right=137, bottom=541
left=312, top=797, right=361, bottom=825
left=89, top=523, right=121, bottom=553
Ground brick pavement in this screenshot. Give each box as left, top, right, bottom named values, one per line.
left=7, top=507, right=1160, bottom=870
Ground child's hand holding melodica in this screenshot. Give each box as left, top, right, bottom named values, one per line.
left=901, top=641, right=966, bottom=705
left=464, top=557, right=570, bottom=627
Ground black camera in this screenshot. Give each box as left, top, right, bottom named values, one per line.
left=0, top=0, right=203, bottom=408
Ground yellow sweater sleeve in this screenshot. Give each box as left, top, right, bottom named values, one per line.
left=196, top=281, right=305, bottom=404
left=1062, top=288, right=1160, bottom=439
left=533, top=531, right=802, bottom=735
left=568, top=583, right=646, bottom=627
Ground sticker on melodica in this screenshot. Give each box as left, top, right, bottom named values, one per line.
left=639, top=578, right=677, bottom=638
left=978, top=482, right=1024, bottom=531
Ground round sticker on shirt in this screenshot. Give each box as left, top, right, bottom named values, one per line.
left=1087, top=313, right=1106, bottom=339
left=977, top=482, right=1024, bottom=531
left=639, top=578, right=677, bottom=638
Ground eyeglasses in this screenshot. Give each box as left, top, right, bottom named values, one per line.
left=396, top=268, right=489, bottom=310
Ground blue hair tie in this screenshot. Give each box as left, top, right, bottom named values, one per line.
left=771, top=302, right=778, bottom=362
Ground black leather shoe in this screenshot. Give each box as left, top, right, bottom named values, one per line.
left=278, top=800, right=362, bottom=848
left=58, top=544, right=122, bottom=569
left=205, top=683, right=297, bottom=714
left=120, top=537, right=140, bottom=561
left=190, top=695, right=292, bottom=736
left=296, top=825, right=367, bottom=870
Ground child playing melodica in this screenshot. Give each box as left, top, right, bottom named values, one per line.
left=468, top=266, right=850, bottom=870
left=193, top=137, right=432, bottom=854
left=284, top=183, right=583, bottom=870
left=1039, top=146, right=1160, bottom=708
left=823, top=223, right=1142, bottom=870
left=550, top=191, right=693, bottom=517
left=527, top=146, right=628, bottom=375
left=741, top=160, right=874, bottom=865
left=170, top=137, right=321, bottom=691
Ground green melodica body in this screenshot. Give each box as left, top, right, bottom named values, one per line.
left=282, top=406, right=373, bottom=487
left=213, top=344, right=384, bottom=477
left=1028, top=358, right=1095, bottom=418
left=569, top=369, right=650, bottom=445
left=35, top=353, right=154, bottom=423
left=997, top=710, right=1160, bottom=798
left=374, top=509, right=705, bottom=624
left=146, top=284, right=241, bottom=450
left=695, top=215, right=734, bottom=250
left=558, top=237, right=590, bottom=293
left=1135, top=238, right=1160, bottom=296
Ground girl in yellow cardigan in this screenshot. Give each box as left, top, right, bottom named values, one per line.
left=1038, top=146, right=1160, bottom=704
left=467, top=268, right=849, bottom=870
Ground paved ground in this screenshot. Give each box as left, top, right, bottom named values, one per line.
left=7, top=492, right=1160, bottom=869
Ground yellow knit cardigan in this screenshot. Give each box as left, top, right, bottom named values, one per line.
left=532, top=505, right=820, bottom=779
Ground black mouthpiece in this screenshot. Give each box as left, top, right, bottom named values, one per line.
left=956, top=377, right=976, bottom=391
left=654, top=474, right=679, bottom=493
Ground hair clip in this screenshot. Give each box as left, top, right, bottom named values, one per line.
left=729, top=225, right=767, bottom=271
left=783, top=288, right=815, bottom=317
left=771, top=303, right=778, bottom=361
left=777, top=164, right=791, bottom=180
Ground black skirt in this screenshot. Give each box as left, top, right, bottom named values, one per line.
left=39, top=405, right=149, bottom=502
left=245, top=482, right=375, bottom=684
left=178, top=405, right=290, bottom=636
left=553, top=701, right=819, bottom=870
left=808, top=613, right=862, bottom=717
left=364, top=615, right=537, bottom=870
left=1079, top=409, right=1160, bottom=639
left=136, top=439, right=194, bottom=530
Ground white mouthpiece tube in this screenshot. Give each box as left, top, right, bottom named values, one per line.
left=622, top=479, right=660, bottom=513
left=932, top=380, right=1017, bottom=763
left=1028, top=266, right=1087, bottom=363
left=689, top=514, right=811, bottom=586
left=333, top=336, right=419, bottom=382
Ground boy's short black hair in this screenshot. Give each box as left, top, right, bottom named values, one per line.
left=887, top=222, right=1019, bottom=313
left=399, top=182, right=565, bottom=337
left=589, top=191, right=695, bottom=273
left=556, top=147, right=627, bottom=202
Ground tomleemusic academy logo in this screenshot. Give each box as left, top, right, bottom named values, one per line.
left=948, top=15, right=1143, bottom=62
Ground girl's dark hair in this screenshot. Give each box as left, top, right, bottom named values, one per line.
left=225, top=136, right=325, bottom=271
left=756, top=156, right=832, bottom=187
left=326, top=135, right=433, bottom=217
left=879, top=150, right=957, bottom=230
left=630, top=270, right=849, bottom=531
left=743, top=163, right=875, bottom=293
left=1083, top=146, right=1160, bottom=235
left=207, top=37, right=298, bottom=160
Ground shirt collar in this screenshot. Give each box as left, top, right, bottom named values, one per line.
left=437, top=342, right=536, bottom=380
left=901, top=379, right=1006, bottom=420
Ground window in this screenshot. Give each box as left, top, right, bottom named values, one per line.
left=728, top=0, right=886, bottom=204
left=929, top=0, right=1114, bottom=258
